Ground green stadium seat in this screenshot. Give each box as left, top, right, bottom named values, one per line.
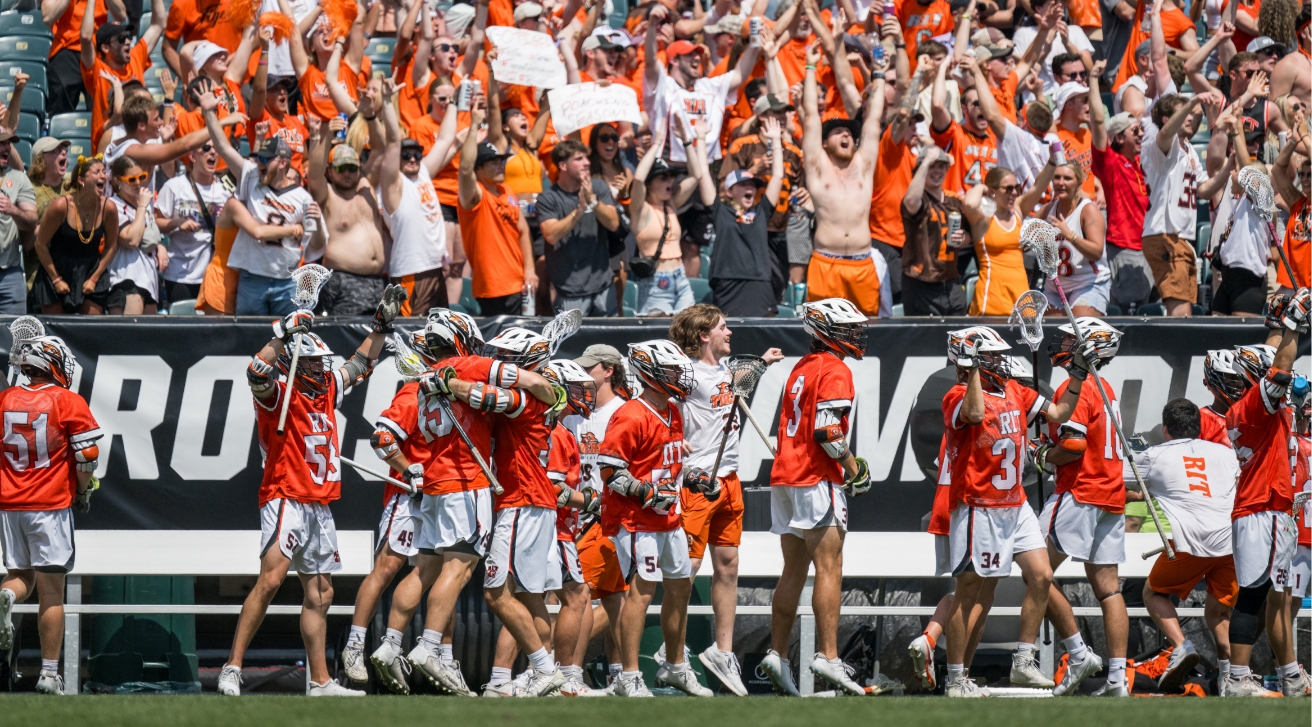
left=0, top=10, right=50, bottom=38
left=0, top=60, right=46, bottom=94
left=1100, top=91, right=1113, bottom=112
left=776, top=303, right=796, bottom=317
left=698, top=251, right=710, bottom=278
left=891, top=303, right=904, bottom=317
left=0, top=84, right=44, bottom=118
left=1196, top=223, right=1211, bottom=255
left=237, top=137, right=250, bottom=157
left=0, top=36, right=49, bottom=63
left=167, top=298, right=199, bottom=315
left=14, top=110, right=35, bottom=141
left=1137, top=302, right=1166, bottom=316
left=964, top=275, right=977, bottom=307
left=75, top=92, right=85, bottom=111
left=365, top=37, right=395, bottom=59
left=1104, top=304, right=1123, bottom=315
left=11, top=136, right=28, bottom=164
left=459, top=277, right=480, bottom=315
left=48, top=111, right=90, bottom=138
left=138, top=12, right=151, bottom=36
left=63, top=137, right=91, bottom=160
left=623, top=279, right=637, bottom=311
left=689, top=277, right=711, bottom=304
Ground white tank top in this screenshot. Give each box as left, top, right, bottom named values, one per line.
left=1042, top=197, right=1109, bottom=293
left=379, top=166, right=448, bottom=278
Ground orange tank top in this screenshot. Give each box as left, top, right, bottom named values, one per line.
left=196, top=222, right=241, bottom=314
left=971, top=214, right=1028, bottom=316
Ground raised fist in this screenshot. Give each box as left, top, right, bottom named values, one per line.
left=273, top=310, right=314, bottom=341
left=371, top=283, right=409, bottom=334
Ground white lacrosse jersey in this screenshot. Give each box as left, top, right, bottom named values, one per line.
left=644, top=72, right=734, bottom=162
left=564, top=394, right=625, bottom=494
left=677, top=360, right=738, bottom=478
left=1041, top=197, right=1109, bottom=294
left=227, top=159, right=315, bottom=280
left=380, top=167, right=448, bottom=278
left=1141, top=127, right=1208, bottom=241
left=1134, top=438, right=1239, bottom=557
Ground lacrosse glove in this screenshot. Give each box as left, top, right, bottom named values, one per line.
left=683, top=466, right=721, bottom=502
left=1284, top=288, right=1312, bottom=333
left=1029, top=441, right=1055, bottom=475
left=581, top=488, right=601, bottom=516
left=372, top=284, right=409, bottom=334
left=556, top=484, right=573, bottom=507
left=419, top=366, right=458, bottom=397
left=548, top=384, right=570, bottom=418
left=404, top=463, right=424, bottom=493
left=647, top=483, right=679, bottom=511
left=956, top=334, right=980, bottom=369
left=844, top=457, right=871, bottom=496
left=74, top=476, right=99, bottom=513
left=1068, top=341, right=1100, bottom=380
left=273, top=310, right=314, bottom=342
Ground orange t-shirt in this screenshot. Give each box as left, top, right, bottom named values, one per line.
left=1279, top=196, right=1310, bottom=289
left=165, top=0, right=260, bottom=79
left=1112, top=3, right=1195, bottom=91
left=990, top=72, right=1019, bottom=124
left=1068, top=0, right=1102, bottom=30
left=1224, top=0, right=1263, bottom=52
left=457, top=182, right=524, bottom=299
left=489, top=0, right=515, bottom=27
left=82, top=39, right=152, bottom=146
left=249, top=109, right=309, bottom=176
left=197, top=221, right=239, bottom=314
left=298, top=64, right=362, bottom=122
left=395, top=56, right=433, bottom=132
left=1056, top=125, right=1097, bottom=197
left=869, top=126, right=918, bottom=246
left=898, top=0, right=954, bottom=73
left=51, top=0, right=107, bottom=58
left=175, top=79, right=246, bottom=171
left=931, top=120, right=998, bottom=194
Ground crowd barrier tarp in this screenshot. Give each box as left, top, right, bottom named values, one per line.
left=5, top=315, right=1307, bottom=533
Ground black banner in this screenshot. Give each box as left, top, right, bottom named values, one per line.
left=8, top=315, right=1307, bottom=532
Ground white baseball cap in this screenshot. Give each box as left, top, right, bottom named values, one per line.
left=1053, top=81, right=1090, bottom=114
left=192, top=41, right=228, bottom=71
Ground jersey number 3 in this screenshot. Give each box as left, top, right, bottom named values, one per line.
left=3, top=411, right=50, bottom=472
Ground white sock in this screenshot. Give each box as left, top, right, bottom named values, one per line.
left=622, top=670, right=642, bottom=680
left=347, top=625, right=367, bottom=646
left=41, top=659, right=58, bottom=674
left=1108, top=658, right=1126, bottom=684
left=947, top=663, right=964, bottom=682
left=490, top=666, right=512, bottom=686
left=1062, top=633, right=1088, bottom=663
left=1231, top=664, right=1251, bottom=678
left=528, top=647, right=554, bottom=673
left=609, top=663, right=622, bottom=679
left=1279, top=662, right=1301, bottom=679
left=384, top=628, right=403, bottom=649
left=1219, top=659, right=1231, bottom=678
left=440, top=643, right=454, bottom=664
left=1016, top=642, right=1036, bottom=657
left=422, top=629, right=443, bottom=653
left=562, top=664, right=583, bottom=678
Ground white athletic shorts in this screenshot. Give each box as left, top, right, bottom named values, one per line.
left=770, top=481, right=849, bottom=538
left=1291, top=544, right=1311, bottom=599
left=545, top=539, right=584, bottom=592
left=260, top=499, right=342, bottom=575
left=377, top=493, right=421, bottom=558
left=949, top=503, right=1045, bottom=578
left=615, top=527, right=693, bottom=582
left=1232, top=510, right=1297, bottom=590
left=1040, top=492, right=1126, bottom=565
left=416, top=488, right=493, bottom=557
left=485, top=506, right=556, bottom=593
left=0, top=508, right=75, bottom=572
left=934, top=534, right=952, bottom=577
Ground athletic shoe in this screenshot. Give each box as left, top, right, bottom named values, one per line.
left=699, top=645, right=748, bottom=696
left=217, top=664, right=242, bottom=696
left=1010, top=651, right=1055, bottom=688
left=866, top=672, right=906, bottom=695
left=342, top=640, right=368, bottom=683
left=520, top=667, right=566, bottom=697
left=656, top=660, right=714, bottom=697
left=908, top=634, right=936, bottom=691
left=308, top=679, right=366, bottom=696
left=559, top=673, right=596, bottom=697
left=410, top=646, right=470, bottom=695
left=810, top=655, right=865, bottom=696
left=944, top=673, right=986, bottom=698
left=1157, top=640, right=1200, bottom=694
left=482, top=680, right=519, bottom=698
left=369, top=639, right=412, bottom=695
left=35, top=671, right=64, bottom=695
left=614, top=672, right=653, bottom=698
left=444, top=661, right=476, bottom=696
left=760, top=649, right=801, bottom=696
left=0, top=587, right=13, bottom=651
left=1222, top=673, right=1281, bottom=697
left=1092, top=680, right=1128, bottom=697
left=1282, top=666, right=1312, bottom=697
left=511, top=669, right=532, bottom=694
left=1053, top=652, right=1103, bottom=696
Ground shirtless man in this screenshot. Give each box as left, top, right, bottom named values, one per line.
left=1270, top=6, right=1312, bottom=106
left=800, top=43, right=890, bottom=317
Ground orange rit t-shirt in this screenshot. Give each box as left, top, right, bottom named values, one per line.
left=1112, top=2, right=1195, bottom=92
left=457, top=182, right=524, bottom=299
left=1278, top=196, right=1310, bottom=289
left=931, top=120, right=998, bottom=194
left=869, top=126, right=918, bottom=247
left=897, top=0, right=954, bottom=73
left=1057, top=125, right=1096, bottom=197
left=82, top=38, right=152, bottom=146
left=249, top=108, right=309, bottom=176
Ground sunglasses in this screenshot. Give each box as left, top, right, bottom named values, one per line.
left=401, top=150, right=423, bottom=161
left=334, top=164, right=360, bottom=173
left=993, top=183, right=1022, bottom=194
left=434, top=95, right=452, bottom=103
left=118, top=172, right=148, bottom=184
left=1237, top=69, right=1257, bottom=78
left=597, top=134, right=619, bottom=143
left=199, top=143, right=214, bottom=152
left=436, top=43, right=456, bottom=52
left=1063, top=71, right=1089, bottom=81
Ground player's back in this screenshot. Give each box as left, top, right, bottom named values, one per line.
left=1138, top=438, right=1239, bottom=556
left=407, top=355, right=504, bottom=493
left=941, top=379, right=1038, bottom=509
left=255, top=374, right=342, bottom=506
left=491, top=395, right=557, bottom=510
left=1199, top=405, right=1231, bottom=447
left=0, top=384, right=101, bottom=511
left=771, top=352, right=853, bottom=488
left=1049, top=377, right=1125, bottom=512
left=597, top=398, right=684, bottom=534
left=1226, top=382, right=1295, bottom=519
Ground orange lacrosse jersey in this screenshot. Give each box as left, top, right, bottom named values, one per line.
left=1048, top=377, right=1125, bottom=512
left=897, top=0, right=954, bottom=71
left=254, top=373, right=345, bottom=507
left=930, top=434, right=951, bottom=535
left=930, top=120, right=998, bottom=194
left=1056, top=126, right=1096, bottom=197
left=490, top=395, right=557, bottom=511
left=1296, top=434, right=1310, bottom=546
left=1226, top=374, right=1295, bottom=520
left=1277, top=197, right=1309, bottom=290
left=942, top=379, right=1045, bottom=509
left=373, top=381, right=434, bottom=503
left=0, top=384, right=102, bottom=511
left=597, top=398, right=684, bottom=535
left=1200, top=405, right=1232, bottom=447
left=771, top=351, right=854, bottom=488
left=548, top=424, right=582, bottom=541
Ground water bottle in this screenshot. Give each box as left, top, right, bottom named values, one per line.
left=522, top=285, right=536, bottom=316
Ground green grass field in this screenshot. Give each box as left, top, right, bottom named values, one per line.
left=0, top=695, right=1304, bottom=727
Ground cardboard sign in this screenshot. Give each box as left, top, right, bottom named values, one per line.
left=486, top=27, right=567, bottom=89
left=547, top=82, right=643, bottom=137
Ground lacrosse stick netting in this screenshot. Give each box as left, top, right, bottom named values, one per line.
left=8, top=316, right=45, bottom=383
left=1020, top=220, right=1176, bottom=558
left=1009, top=290, right=1048, bottom=353
left=277, top=264, right=334, bottom=434
left=541, top=309, right=583, bottom=356
left=1237, top=165, right=1298, bottom=284
left=727, top=355, right=776, bottom=456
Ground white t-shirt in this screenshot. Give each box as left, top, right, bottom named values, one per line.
left=644, top=71, right=735, bottom=162
left=677, top=360, right=738, bottom=477
left=226, top=159, right=315, bottom=279
left=155, top=174, right=232, bottom=284
left=107, top=193, right=161, bottom=302
left=379, top=166, right=448, bottom=278
left=565, top=394, right=625, bottom=494
left=1213, top=180, right=1270, bottom=277
left=1011, top=25, right=1095, bottom=101
left=1141, top=127, right=1207, bottom=240
left=998, top=120, right=1061, bottom=190
left=1113, top=75, right=1148, bottom=116
left=103, top=132, right=161, bottom=166
left=1135, top=438, right=1239, bottom=557
left=264, top=0, right=316, bottom=78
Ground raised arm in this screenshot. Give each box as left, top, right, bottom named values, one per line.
left=903, top=145, right=942, bottom=215
left=395, top=0, right=425, bottom=68
left=629, top=124, right=666, bottom=234
left=964, top=54, right=1008, bottom=139
left=198, top=84, right=248, bottom=171
left=644, top=4, right=669, bottom=94
left=1272, top=126, right=1310, bottom=208
left=929, top=53, right=952, bottom=133
left=1157, top=94, right=1203, bottom=155
left=325, top=41, right=359, bottom=116
left=423, top=91, right=461, bottom=179
left=1089, top=59, right=1108, bottom=150
left=761, top=117, right=785, bottom=207
left=858, top=68, right=886, bottom=160
left=79, top=0, right=97, bottom=71
left=248, top=27, right=274, bottom=123
left=286, top=0, right=313, bottom=77
left=412, top=3, right=434, bottom=87
left=455, top=0, right=489, bottom=79
left=801, top=42, right=825, bottom=171
left=226, top=23, right=260, bottom=86
left=804, top=0, right=861, bottom=116
left=1016, top=154, right=1058, bottom=211
left=457, top=94, right=487, bottom=211
left=1184, top=21, right=1232, bottom=95
left=1149, top=0, right=1171, bottom=97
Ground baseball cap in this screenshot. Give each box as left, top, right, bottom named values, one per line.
left=973, top=44, right=1012, bottom=62
left=582, top=34, right=620, bottom=52
left=1244, top=129, right=1266, bottom=144
left=1105, top=112, right=1137, bottom=138
left=575, top=344, right=623, bottom=368
left=256, top=136, right=292, bottom=160
left=0, top=129, right=18, bottom=143
left=667, top=40, right=709, bottom=61
left=31, top=137, right=70, bottom=157
left=593, top=27, right=632, bottom=48
left=971, top=27, right=1004, bottom=46
left=329, top=144, right=360, bottom=169
left=706, top=13, right=745, bottom=36
left=1246, top=36, right=1281, bottom=54
left=753, top=93, right=794, bottom=115
left=445, top=2, right=476, bottom=37
left=267, top=75, right=297, bottom=91
left=474, top=140, right=512, bottom=168
left=1135, top=39, right=1152, bottom=59
left=821, top=117, right=862, bottom=141
left=513, top=2, right=543, bottom=23
left=916, top=145, right=953, bottom=167
left=192, top=41, right=228, bottom=70
left=1053, top=81, right=1090, bottom=114
left=649, top=157, right=675, bottom=177
left=401, top=138, right=423, bottom=154
left=95, top=22, right=133, bottom=48
left=723, top=169, right=766, bottom=191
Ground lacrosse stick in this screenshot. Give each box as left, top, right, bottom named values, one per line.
left=710, top=355, right=773, bottom=476
left=541, top=308, right=582, bottom=357
left=1010, top=291, right=1049, bottom=500
left=7, top=315, right=44, bottom=384
left=1237, top=165, right=1299, bottom=285
left=1022, top=219, right=1175, bottom=559
left=339, top=455, right=417, bottom=495
left=390, top=333, right=505, bottom=496
left=277, top=264, right=333, bottom=435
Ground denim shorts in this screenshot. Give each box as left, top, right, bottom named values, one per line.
left=637, top=266, right=694, bottom=315
left=1045, top=275, right=1111, bottom=313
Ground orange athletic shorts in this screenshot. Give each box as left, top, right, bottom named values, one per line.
left=577, top=523, right=628, bottom=597
left=806, top=249, right=884, bottom=316
left=1147, top=547, right=1238, bottom=607
left=680, top=472, right=745, bottom=560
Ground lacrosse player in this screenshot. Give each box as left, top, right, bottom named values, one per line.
left=1222, top=291, right=1312, bottom=698
left=939, top=326, right=1088, bottom=698
left=1034, top=318, right=1131, bottom=696
left=760, top=298, right=872, bottom=697
left=218, top=285, right=404, bottom=697
left=368, top=315, right=558, bottom=696
left=1136, top=398, right=1240, bottom=694
left=598, top=340, right=716, bottom=698
left=0, top=337, right=102, bottom=696
left=1199, top=350, right=1246, bottom=446
left=666, top=304, right=783, bottom=696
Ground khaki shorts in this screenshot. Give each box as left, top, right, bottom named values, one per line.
left=1141, top=233, right=1197, bottom=303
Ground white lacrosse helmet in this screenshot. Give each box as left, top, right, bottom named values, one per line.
left=947, top=326, right=1012, bottom=387
left=16, top=335, right=77, bottom=388
left=277, top=332, right=335, bottom=396
left=801, top=298, right=868, bottom=359
left=1232, top=344, right=1276, bottom=388
left=1051, top=317, right=1123, bottom=370
left=1007, top=355, right=1034, bottom=382
left=485, top=327, right=553, bottom=371
left=425, top=308, right=484, bottom=358
left=628, top=340, right=694, bottom=401
left=1203, top=349, right=1247, bottom=406
left=543, top=358, right=597, bottom=417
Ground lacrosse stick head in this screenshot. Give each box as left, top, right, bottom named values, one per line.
left=541, top=308, right=583, bottom=356
left=725, top=354, right=768, bottom=399
left=1020, top=218, right=1061, bottom=277
left=291, top=264, right=333, bottom=311
left=388, top=332, right=430, bottom=380
left=9, top=315, right=45, bottom=365
left=1009, top=290, right=1048, bottom=353
left=1237, top=165, right=1277, bottom=222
